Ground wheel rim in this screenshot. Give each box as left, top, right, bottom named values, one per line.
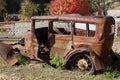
left=77, top=59, right=88, bottom=70
left=71, top=54, right=94, bottom=73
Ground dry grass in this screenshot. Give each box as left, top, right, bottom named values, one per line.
left=0, top=38, right=120, bottom=80
left=0, top=59, right=120, bottom=80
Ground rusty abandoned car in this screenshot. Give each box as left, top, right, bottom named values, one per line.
left=0, top=14, right=115, bottom=74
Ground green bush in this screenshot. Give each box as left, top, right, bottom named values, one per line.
left=19, top=0, right=40, bottom=20
left=50, top=53, right=64, bottom=69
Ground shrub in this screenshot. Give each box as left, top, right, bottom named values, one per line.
left=50, top=53, right=64, bottom=69
left=49, top=0, right=91, bottom=15
left=19, top=0, right=40, bottom=20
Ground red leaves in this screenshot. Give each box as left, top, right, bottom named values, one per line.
left=49, top=0, right=91, bottom=15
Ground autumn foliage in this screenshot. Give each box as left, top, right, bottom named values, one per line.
left=49, top=0, right=91, bottom=15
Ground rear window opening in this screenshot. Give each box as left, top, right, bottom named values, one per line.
left=75, top=23, right=96, bottom=37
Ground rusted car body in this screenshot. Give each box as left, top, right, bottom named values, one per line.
left=23, top=14, right=115, bottom=73
left=0, top=14, right=115, bottom=74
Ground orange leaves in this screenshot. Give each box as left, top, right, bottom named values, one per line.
left=49, top=0, right=91, bottom=15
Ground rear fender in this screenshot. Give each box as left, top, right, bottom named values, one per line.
left=63, top=47, right=104, bottom=71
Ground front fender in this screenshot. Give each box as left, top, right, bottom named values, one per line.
left=0, top=43, right=18, bottom=65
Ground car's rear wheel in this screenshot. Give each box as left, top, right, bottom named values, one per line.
left=70, top=54, right=95, bottom=74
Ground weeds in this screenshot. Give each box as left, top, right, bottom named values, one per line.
left=103, top=66, right=120, bottom=79
left=102, top=56, right=120, bottom=79
left=15, top=53, right=30, bottom=65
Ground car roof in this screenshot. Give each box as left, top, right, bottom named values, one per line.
left=31, top=14, right=105, bottom=24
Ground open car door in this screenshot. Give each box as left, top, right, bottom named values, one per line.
left=23, top=31, right=39, bottom=59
